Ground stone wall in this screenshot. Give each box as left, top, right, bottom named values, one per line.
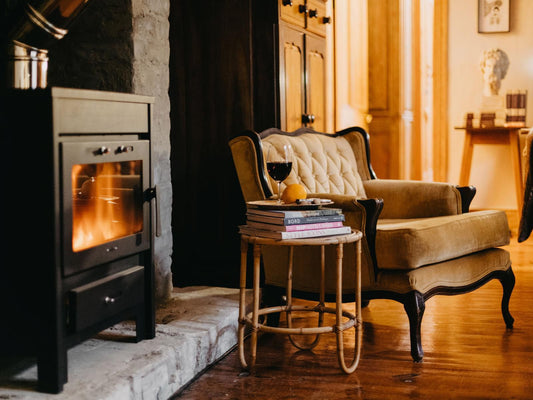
left=6, top=0, right=173, bottom=301
left=131, top=0, right=173, bottom=301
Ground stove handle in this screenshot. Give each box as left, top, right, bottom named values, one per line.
left=145, top=186, right=162, bottom=237
left=154, top=185, right=162, bottom=237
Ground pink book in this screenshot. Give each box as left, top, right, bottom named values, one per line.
left=245, top=220, right=344, bottom=232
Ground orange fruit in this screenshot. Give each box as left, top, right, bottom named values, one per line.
left=281, top=183, right=307, bottom=204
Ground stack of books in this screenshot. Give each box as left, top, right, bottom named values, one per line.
left=239, top=206, right=351, bottom=239
left=505, top=90, right=528, bottom=127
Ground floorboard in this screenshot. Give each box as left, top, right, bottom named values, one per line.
left=174, top=233, right=533, bottom=400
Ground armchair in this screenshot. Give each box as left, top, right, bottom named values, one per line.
left=229, top=126, right=515, bottom=361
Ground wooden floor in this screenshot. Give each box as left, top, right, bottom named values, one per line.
left=174, top=223, right=533, bottom=399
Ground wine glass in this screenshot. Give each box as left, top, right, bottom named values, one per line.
left=266, top=144, right=293, bottom=203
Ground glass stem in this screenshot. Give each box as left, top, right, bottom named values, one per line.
left=277, top=181, right=282, bottom=203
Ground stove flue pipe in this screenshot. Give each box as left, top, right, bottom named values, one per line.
left=7, top=0, right=92, bottom=89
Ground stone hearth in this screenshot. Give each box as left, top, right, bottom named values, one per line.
left=0, top=287, right=251, bottom=399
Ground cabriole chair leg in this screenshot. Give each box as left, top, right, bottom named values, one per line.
left=403, top=291, right=425, bottom=362
left=499, top=267, right=515, bottom=329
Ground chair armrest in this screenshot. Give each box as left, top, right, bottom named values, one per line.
left=456, top=185, right=476, bottom=213
left=362, top=179, right=463, bottom=219
left=311, top=193, right=383, bottom=273
left=310, top=193, right=367, bottom=232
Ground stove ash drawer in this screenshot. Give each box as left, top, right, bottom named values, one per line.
left=68, top=266, right=145, bottom=332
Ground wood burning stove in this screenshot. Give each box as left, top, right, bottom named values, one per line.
left=0, top=87, right=156, bottom=393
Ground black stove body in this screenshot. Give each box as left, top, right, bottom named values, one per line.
left=0, top=87, right=156, bottom=393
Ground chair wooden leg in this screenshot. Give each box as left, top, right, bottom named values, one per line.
left=403, top=291, right=425, bottom=362
left=499, top=267, right=515, bottom=329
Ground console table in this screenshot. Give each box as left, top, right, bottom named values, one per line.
left=238, top=231, right=363, bottom=374
left=456, top=126, right=528, bottom=212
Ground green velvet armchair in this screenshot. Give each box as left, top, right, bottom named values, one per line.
left=229, top=126, right=515, bottom=361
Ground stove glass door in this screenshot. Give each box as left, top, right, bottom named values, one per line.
left=62, top=140, right=150, bottom=276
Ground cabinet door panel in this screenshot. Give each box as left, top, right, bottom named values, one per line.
left=280, top=25, right=305, bottom=131
left=306, top=34, right=326, bottom=131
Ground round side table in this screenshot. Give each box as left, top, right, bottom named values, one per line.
left=238, top=230, right=363, bottom=374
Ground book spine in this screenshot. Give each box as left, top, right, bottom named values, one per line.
left=520, top=90, right=527, bottom=125
left=279, top=226, right=351, bottom=239
left=247, top=221, right=344, bottom=232
left=245, top=213, right=346, bottom=225
left=247, top=208, right=342, bottom=218
left=284, top=214, right=345, bottom=225
left=239, top=225, right=351, bottom=239
left=284, top=221, right=343, bottom=231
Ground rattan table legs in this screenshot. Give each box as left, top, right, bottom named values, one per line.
left=238, top=232, right=363, bottom=374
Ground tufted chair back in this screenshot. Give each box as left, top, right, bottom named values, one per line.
left=261, top=132, right=367, bottom=198
left=229, top=127, right=375, bottom=204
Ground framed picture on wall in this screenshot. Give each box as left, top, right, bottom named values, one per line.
left=478, top=0, right=510, bottom=33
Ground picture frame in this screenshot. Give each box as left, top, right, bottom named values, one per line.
left=478, top=0, right=510, bottom=33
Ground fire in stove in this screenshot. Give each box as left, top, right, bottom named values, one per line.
left=71, top=160, right=143, bottom=252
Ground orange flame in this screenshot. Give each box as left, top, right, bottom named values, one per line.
left=71, top=162, right=142, bottom=252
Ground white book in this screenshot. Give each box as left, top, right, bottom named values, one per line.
left=239, top=225, right=351, bottom=239
left=246, top=220, right=344, bottom=232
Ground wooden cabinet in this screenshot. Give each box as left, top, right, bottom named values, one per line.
left=278, top=0, right=329, bottom=131
left=253, top=0, right=331, bottom=132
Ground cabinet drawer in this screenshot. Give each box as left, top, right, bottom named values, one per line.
left=306, top=0, right=329, bottom=37
left=68, top=266, right=144, bottom=332
left=279, top=0, right=306, bottom=28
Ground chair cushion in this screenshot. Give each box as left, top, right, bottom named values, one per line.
left=374, top=248, right=511, bottom=294
left=262, top=133, right=367, bottom=198
left=376, top=210, right=510, bottom=270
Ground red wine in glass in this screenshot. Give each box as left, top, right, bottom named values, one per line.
left=267, top=161, right=292, bottom=182
left=266, top=144, right=293, bottom=202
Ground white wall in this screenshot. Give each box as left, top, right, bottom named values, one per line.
left=448, top=0, right=533, bottom=210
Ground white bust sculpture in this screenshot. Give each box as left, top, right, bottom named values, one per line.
left=480, top=48, right=510, bottom=97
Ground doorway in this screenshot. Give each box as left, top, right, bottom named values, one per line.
left=335, top=0, right=448, bottom=181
